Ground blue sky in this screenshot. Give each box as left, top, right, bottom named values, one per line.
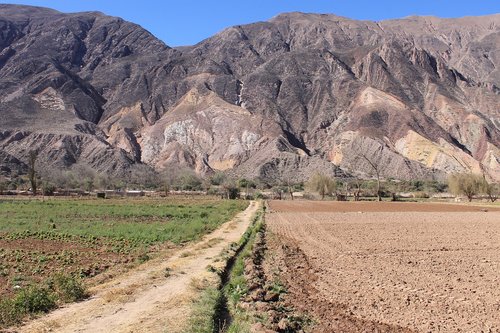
left=1, top=0, right=499, bottom=46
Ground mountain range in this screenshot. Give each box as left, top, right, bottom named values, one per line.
left=0, top=4, right=499, bottom=182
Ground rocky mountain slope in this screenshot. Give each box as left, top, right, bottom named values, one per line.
left=0, top=5, right=499, bottom=182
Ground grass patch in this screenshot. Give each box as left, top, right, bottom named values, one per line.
left=185, top=287, right=224, bottom=333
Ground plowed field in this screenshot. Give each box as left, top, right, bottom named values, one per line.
left=266, top=201, right=500, bottom=332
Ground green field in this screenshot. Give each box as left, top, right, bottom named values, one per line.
left=0, top=197, right=248, bottom=302
left=0, top=198, right=248, bottom=245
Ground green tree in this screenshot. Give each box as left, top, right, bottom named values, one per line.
left=241, top=178, right=256, bottom=188
left=272, top=185, right=289, bottom=200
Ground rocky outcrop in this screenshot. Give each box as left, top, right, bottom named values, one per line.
left=0, top=5, right=498, bottom=181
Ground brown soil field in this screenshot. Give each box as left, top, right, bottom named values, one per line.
left=269, top=200, right=500, bottom=213
left=265, top=201, right=500, bottom=332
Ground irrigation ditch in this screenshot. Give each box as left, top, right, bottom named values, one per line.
left=215, top=206, right=265, bottom=332
left=186, top=202, right=309, bottom=333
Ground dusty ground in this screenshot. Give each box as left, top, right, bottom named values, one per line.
left=266, top=201, right=500, bottom=333
left=11, top=201, right=259, bottom=333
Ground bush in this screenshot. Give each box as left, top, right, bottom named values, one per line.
left=210, top=172, right=226, bottom=186
left=13, top=285, right=56, bottom=313
left=413, top=191, right=429, bottom=199
left=179, top=172, right=202, bottom=191
left=0, top=275, right=88, bottom=328
left=41, top=181, right=56, bottom=196
left=206, top=187, right=221, bottom=196
left=0, top=298, right=24, bottom=326
left=222, top=183, right=240, bottom=200
left=49, top=274, right=87, bottom=303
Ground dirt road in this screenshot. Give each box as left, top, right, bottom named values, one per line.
left=266, top=201, right=500, bottom=332
left=15, top=201, right=259, bottom=333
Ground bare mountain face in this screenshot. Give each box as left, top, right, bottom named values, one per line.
left=0, top=5, right=499, bottom=182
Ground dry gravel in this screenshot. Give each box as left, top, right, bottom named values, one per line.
left=266, top=201, right=500, bottom=332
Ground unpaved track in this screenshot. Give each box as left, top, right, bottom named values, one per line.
left=16, top=201, right=259, bottom=333
left=266, top=201, right=500, bottom=333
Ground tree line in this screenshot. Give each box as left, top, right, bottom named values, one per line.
left=0, top=151, right=497, bottom=202
left=305, top=172, right=497, bottom=202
